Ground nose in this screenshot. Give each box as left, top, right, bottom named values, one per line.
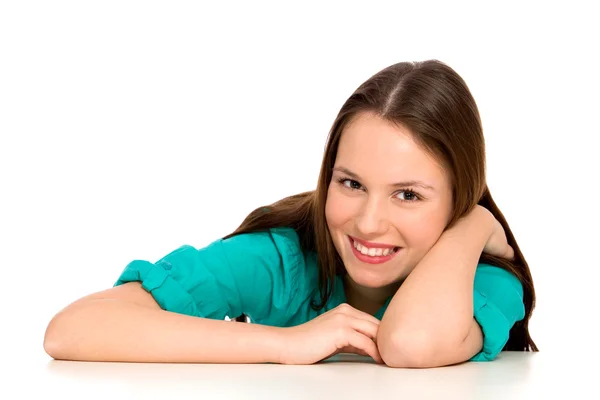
left=355, top=196, right=389, bottom=237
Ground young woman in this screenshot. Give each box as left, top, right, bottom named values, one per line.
left=43, top=59, right=538, bottom=368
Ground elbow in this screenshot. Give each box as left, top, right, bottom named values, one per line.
left=44, top=317, right=64, bottom=359
left=377, top=329, right=439, bottom=368
left=43, top=298, right=100, bottom=360
left=44, top=338, right=63, bottom=360
left=43, top=309, right=74, bottom=360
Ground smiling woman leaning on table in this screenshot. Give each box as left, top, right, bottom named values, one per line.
left=43, top=59, right=538, bottom=367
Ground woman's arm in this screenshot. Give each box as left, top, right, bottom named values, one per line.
left=44, top=282, right=285, bottom=363
left=377, top=206, right=495, bottom=368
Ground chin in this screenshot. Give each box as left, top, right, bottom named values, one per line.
left=344, top=264, right=398, bottom=289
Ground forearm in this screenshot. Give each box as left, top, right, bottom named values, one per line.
left=378, top=208, right=494, bottom=367
left=44, top=299, right=284, bottom=363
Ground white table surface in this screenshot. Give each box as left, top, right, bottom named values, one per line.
left=10, top=351, right=596, bottom=399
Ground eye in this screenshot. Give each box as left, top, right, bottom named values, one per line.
left=395, top=189, right=421, bottom=203
left=337, top=177, right=363, bottom=191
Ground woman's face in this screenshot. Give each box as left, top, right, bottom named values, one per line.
left=325, top=111, right=454, bottom=290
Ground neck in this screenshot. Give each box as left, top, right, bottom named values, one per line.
left=343, top=275, right=400, bottom=315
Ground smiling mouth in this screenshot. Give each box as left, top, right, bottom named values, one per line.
left=347, top=235, right=401, bottom=263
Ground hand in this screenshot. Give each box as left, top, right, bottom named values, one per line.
left=473, top=205, right=515, bottom=260
left=277, top=303, right=383, bottom=365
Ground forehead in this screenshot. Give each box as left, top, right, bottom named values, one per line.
left=335, top=112, right=449, bottom=189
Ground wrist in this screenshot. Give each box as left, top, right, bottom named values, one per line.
left=445, top=206, right=495, bottom=246
left=267, top=326, right=290, bottom=364
left=470, top=205, right=495, bottom=235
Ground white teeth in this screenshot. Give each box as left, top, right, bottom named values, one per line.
left=352, top=239, right=397, bottom=257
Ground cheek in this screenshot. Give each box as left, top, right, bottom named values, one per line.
left=325, top=187, right=353, bottom=229
left=394, top=212, right=446, bottom=249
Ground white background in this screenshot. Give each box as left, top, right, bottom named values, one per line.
left=1, top=0, right=599, bottom=373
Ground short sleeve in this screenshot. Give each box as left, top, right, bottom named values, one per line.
left=470, top=263, right=526, bottom=361
left=113, top=227, right=305, bottom=324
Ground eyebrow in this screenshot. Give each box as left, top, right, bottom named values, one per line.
left=332, top=166, right=436, bottom=191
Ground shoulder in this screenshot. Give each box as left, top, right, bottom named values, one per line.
left=471, top=263, right=526, bottom=361
left=217, top=227, right=312, bottom=292
left=217, top=227, right=318, bottom=324
left=218, top=226, right=304, bottom=263
left=473, top=263, right=525, bottom=333
left=474, top=263, right=523, bottom=297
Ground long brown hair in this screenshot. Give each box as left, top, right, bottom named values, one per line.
left=223, top=59, right=537, bottom=352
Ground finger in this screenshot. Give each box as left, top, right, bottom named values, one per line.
left=347, top=330, right=383, bottom=364
left=507, top=245, right=515, bottom=260
left=346, top=346, right=368, bottom=357
left=338, top=346, right=369, bottom=357
left=349, top=318, right=380, bottom=342
left=336, top=303, right=381, bottom=325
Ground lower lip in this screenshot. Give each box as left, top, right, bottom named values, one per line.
left=348, top=236, right=401, bottom=264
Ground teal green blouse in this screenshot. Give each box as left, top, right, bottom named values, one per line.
left=114, top=227, right=525, bottom=362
